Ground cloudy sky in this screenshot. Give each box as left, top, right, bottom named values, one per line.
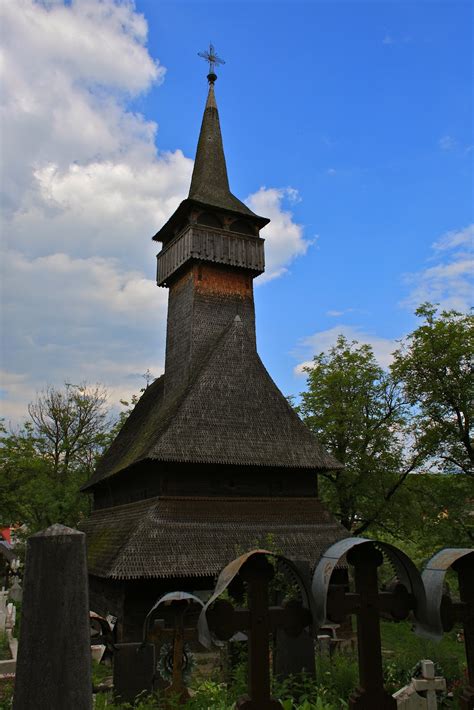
left=0, top=0, right=472, bottom=423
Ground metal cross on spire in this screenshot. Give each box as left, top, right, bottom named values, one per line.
left=198, top=42, right=225, bottom=83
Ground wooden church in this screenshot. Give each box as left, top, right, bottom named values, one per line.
left=81, top=61, right=346, bottom=640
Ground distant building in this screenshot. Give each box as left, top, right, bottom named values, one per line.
left=81, top=68, right=345, bottom=640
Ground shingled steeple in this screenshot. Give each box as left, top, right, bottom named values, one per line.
left=80, top=59, right=346, bottom=631
left=188, top=80, right=255, bottom=218
left=83, top=63, right=342, bottom=501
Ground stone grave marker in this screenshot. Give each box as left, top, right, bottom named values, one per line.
left=0, top=591, right=8, bottom=633
left=146, top=591, right=204, bottom=705
left=113, top=642, right=155, bottom=704
left=8, top=578, right=22, bottom=604
left=393, top=660, right=446, bottom=709
left=13, top=524, right=92, bottom=710
left=313, top=539, right=423, bottom=710
left=274, top=560, right=315, bottom=680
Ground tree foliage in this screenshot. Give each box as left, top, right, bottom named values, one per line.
left=0, top=383, right=113, bottom=532
left=296, top=304, right=473, bottom=549
left=297, top=335, right=419, bottom=533
left=392, top=303, right=473, bottom=475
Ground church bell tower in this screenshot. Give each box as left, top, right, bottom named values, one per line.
left=154, top=72, right=269, bottom=400
left=80, top=50, right=345, bottom=639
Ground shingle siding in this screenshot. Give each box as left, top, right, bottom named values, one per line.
left=80, top=497, right=347, bottom=580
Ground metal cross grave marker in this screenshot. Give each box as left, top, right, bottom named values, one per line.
left=201, top=552, right=312, bottom=710
left=313, top=539, right=423, bottom=710
left=416, top=549, right=474, bottom=709
left=145, top=592, right=204, bottom=706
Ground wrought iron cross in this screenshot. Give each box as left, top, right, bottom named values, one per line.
left=145, top=593, right=204, bottom=706
left=324, top=544, right=412, bottom=709
left=205, top=554, right=311, bottom=709
left=198, top=42, right=225, bottom=80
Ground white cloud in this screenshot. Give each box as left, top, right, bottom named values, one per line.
left=247, top=187, right=310, bottom=282
left=432, top=224, right=473, bottom=252
left=382, top=35, right=394, bottom=45
left=326, top=308, right=355, bottom=317
left=438, top=135, right=457, bottom=151
left=0, top=249, right=167, bottom=423
left=402, top=224, right=473, bottom=312
left=0, top=0, right=168, bottom=214
left=294, top=325, right=397, bottom=374
left=9, top=154, right=193, bottom=266
left=0, top=0, right=179, bottom=422
left=0, top=1, right=310, bottom=424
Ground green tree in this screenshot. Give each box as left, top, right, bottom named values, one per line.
left=0, top=382, right=112, bottom=532
left=297, top=335, right=420, bottom=533
left=370, top=472, right=473, bottom=563
left=392, top=304, right=473, bottom=475
left=27, top=382, right=110, bottom=480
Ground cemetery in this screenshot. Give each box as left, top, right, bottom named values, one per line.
left=0, top=23, right=472, bottom=710
left=1, top=527, right=472, bottom=708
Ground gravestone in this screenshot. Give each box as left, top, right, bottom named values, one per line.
left=0, top=591, right=8, bottom=632
left=13, top=524, right=92, bottom=710
left=201, top=552, right=312, bottom=710
left=5, top=603, right=16, bottom=633
left=113, top=642, right=155, bottom=704
left=393, top=660, right=446, bottom=709
left=8, top=578, right=22, bottom=603
left=146, top=593, right=204, bottom=704
left=313, top=539, right=422, bottom=710
left=417, top=548, right=474, bottom=709
left=452, top=553, right=474, bottom=710
left=274, top=561, right=315, bottom=680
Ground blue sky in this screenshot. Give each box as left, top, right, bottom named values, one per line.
left=0, top=0, right=472, bottom=421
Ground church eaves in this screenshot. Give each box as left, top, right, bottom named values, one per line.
left=82, top=318, right=342, bottom=490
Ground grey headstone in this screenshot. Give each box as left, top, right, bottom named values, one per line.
left=0, top=590, right=8, bottom=632
left=113, top=642, right=155, bottom=703
left=13, top=524, right=92, bottom=710
left=274, top=627, right=316, bottom=679
left=8, top=578, right=22, bottom=603
left=274, top=560, right=316, bottom=680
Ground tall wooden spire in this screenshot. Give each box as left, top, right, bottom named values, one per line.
left=188, top=81, right=253, bottom=217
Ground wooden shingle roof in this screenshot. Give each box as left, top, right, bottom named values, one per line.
left=188, top=81, right=258, bottom=219
left=83, top=317, right=341, bottom=491
left=80, top=496, right=347, bottom=579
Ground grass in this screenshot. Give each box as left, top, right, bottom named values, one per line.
left=2, top=619, right=469, bottom=709
left=0, top=679, right=14, bottom=710
left=0, top=635, right=10, bottom=662
left=380, top=619, right=466, bottom=693
left=94, top=619, right=468, bottom=708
